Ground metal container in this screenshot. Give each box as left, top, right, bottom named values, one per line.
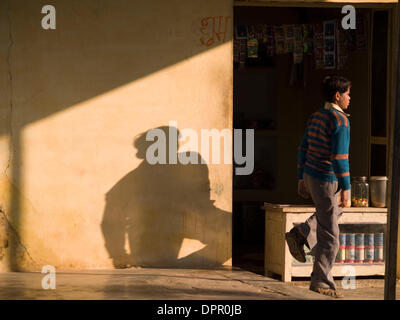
left=374, top=233, right=384, bottom=262
left=370, top=176, right=388, bottom=208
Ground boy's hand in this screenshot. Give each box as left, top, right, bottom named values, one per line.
left=298, top=180, right=310, bottom=199
left=339, top=189, right=350, bottom=208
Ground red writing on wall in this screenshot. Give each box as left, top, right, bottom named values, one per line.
left=199, top=16, right=231, bottom=47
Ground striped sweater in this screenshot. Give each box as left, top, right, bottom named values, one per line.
left=297, top=105, right=351, bottom=190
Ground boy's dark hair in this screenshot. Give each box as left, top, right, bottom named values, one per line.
left=322, top=76, right=351, bottom=102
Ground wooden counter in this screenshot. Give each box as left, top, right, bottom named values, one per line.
left=262, top=203, right=387, bottom=282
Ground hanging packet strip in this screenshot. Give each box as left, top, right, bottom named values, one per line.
left=274, top=25, right=286, bottom=55
left=255, top=24, right=267, bottom=59
left=293, top=25, right=303, bottom=64
left=247, top=38, right=259, bottom=58
left=313, top=22, right=324, bottom=69
left=265, top=25, right=275, bottom=57
left=254, top=24, right=264, bottom=42
left=337, top=25, right=349, bottom=70
left=323, top=20, right=336, bottom=69
left=239, top=39, right=247, bottom=64
left=246, top=25, right=258, bottom=59
left=234, top=39, right=240, bottom=63
left=302, top=24, right=314, bottom=54
left=284, top=24, right=295, bottom=53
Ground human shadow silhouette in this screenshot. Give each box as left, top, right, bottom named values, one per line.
left=101, top=126, right=231, bottom=268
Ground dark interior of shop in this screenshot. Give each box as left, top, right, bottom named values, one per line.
left=231, top=5, right=389, bottom=275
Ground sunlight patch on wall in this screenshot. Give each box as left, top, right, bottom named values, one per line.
left=177, top=238, right=206, bottom=260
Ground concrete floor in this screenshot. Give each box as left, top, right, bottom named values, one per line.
left=291, top=277, right=400, bottom=300
left=0, top=267, right=328, bottom=300
left=0, top=267, right=398, bottom=300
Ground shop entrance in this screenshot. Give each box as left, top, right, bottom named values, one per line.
left=231, top=4, right=392, bottom=275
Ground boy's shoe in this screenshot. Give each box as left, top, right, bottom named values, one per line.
left=285, top=228, right=306, bottom=263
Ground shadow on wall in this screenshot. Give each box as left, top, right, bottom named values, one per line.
left=101, top=126, right=230, bottom=268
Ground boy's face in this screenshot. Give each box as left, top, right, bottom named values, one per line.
left=336, top=88, right=351, bottom=110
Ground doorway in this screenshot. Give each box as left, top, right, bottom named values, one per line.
left=231, top=4, right=391, bottom=275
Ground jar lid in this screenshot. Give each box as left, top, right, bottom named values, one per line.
left=370, top=176, right=388, bottom=181
left=352, top=176, right=367, bottom=181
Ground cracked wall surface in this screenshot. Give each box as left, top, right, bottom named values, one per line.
left=0, top=206, right=39, bottom=272
left=0, top=1, right=11, bottom=175
left=0, top=0, right=233, bottom=271
left=0, top=1, right=12, bottom=272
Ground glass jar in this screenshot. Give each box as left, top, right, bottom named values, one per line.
left=351, top=176, right=369, bottom=207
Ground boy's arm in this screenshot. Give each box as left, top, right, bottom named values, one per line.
left=331, top=125, right=350, bottom=190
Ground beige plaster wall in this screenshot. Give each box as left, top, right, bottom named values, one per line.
left=0, top=0, right=233, bottom=271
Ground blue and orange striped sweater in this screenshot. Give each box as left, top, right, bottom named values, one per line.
left=297, top=105, right=350, bottom=190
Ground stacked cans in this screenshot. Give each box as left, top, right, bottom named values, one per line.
left=336, top=234, right=346, bottom=263
left=374, top=233, right=384, bottom=262
left=345, top=233, right=355, bottom=263
left=333, top=232, right=384, bottom=264
left=355, top=233, right=365, bottom=263
left=365, top=233, right=375, bottom=263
